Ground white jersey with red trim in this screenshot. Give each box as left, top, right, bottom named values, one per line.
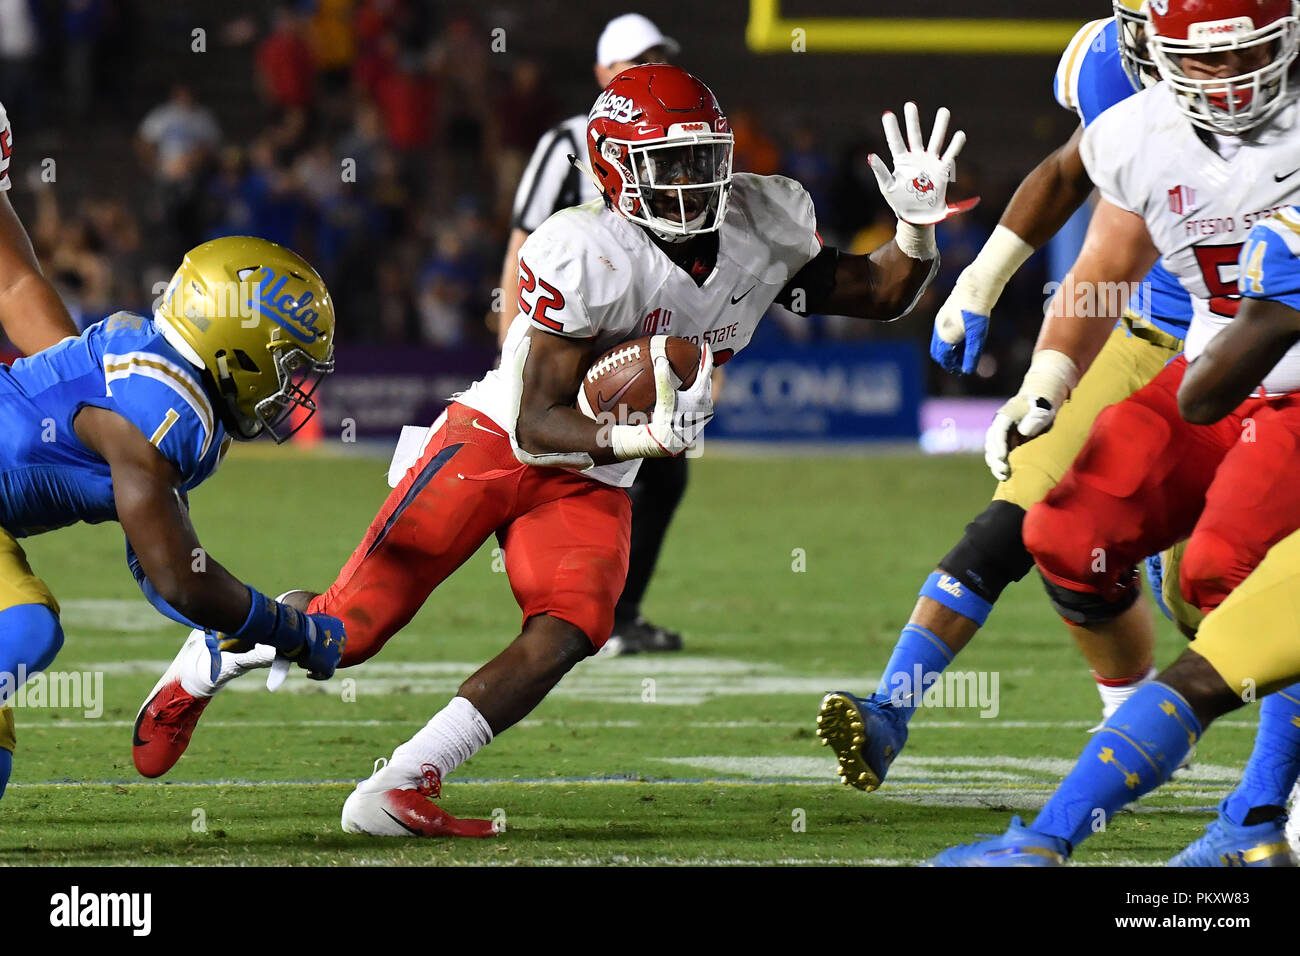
left=1080, top=83, right=1300, bottom=393
left=457, top=171, right=821, bottom=487
left=0, top=101, right=13, bottom=191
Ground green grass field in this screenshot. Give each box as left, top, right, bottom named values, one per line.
left=0, top=447, right=1258, bottom=866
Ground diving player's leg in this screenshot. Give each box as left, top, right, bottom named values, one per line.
left=0, top=607, right=63, bottom=797
left=0, top=710, right=11, bottom=799
left=932, top=527, right=1300, bottom=866
left=133, top=406, right=518, bottom=777
left=606, top=454, right=689, bottom=655
left=340, top=470, right=631, bottom=837
left=819, top=325, right=1175, bottom=792
left=0, top=529, right=63, bottom=800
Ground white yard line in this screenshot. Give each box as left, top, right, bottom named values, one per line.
left=16, top=717, right=1263, bottom=730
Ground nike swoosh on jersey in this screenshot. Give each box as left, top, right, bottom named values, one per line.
left=1275, top=168, right=1300, bottom=182
left=471, top=418, right=506, bottom=437
left=597, top=368, right=646, bottom=412
left=730, top=286, right=756, bottom=305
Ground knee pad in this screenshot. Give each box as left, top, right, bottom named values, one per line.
left=0, top=603, right=64, bottom=681
left=1039, top=569, right=1141, bottom=626
left=938, top=500, right=1035, bottom=604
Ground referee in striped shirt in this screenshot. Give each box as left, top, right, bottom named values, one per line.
left=493, top=14, right=687, bottom=657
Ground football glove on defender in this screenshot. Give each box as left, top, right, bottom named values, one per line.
left=227, top=588, right=346, bottom=680
left=610, top=339, right=715, bottom=460
left=984, top=349, right=1080, bottom=482
left=931, top=225, right=1035, bottom=375
left=869, top=103, right=976, bottom=228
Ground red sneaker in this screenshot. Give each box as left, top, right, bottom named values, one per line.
left=133, top=678, right=210, bottom=778
left=341, top=762, right=499, bottom=838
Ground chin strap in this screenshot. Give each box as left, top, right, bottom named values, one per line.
left=569, top=154, right=606, bottom=201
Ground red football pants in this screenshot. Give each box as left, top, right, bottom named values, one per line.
left=308, top=403, right=632, bottom=665
left=1024, top=357, right=1300, bottom=614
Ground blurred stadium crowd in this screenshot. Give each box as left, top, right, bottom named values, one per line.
left=0, top=0, right=1054, bottom=394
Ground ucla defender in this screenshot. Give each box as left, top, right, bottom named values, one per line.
left=818, top=0, right=1197, bottom=794
left=934, top=208, right=1300, bottom=865
left=0, top=236, right=345, bottom=799
left=135, top=65, right=974, bottom=836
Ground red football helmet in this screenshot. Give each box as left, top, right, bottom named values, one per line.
left=586, top=64, right=733, bottom=241
left=1149, top=0, right=1300, bottom=133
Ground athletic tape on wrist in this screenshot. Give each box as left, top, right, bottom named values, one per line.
left=894, top=221, right=937, bottom=261
left=919, top=571, right=994, bottom=627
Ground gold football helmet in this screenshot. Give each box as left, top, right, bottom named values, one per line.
left=1114, top=0, right=1159, bottom=90
left=155, top=236, right=335, bottom=442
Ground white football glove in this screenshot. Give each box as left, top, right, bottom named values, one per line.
left=610, top=338, right=715, bottom=460
left=984, top=350, right=1080, bottom=482
left=869, top=103, right=977, bottom=227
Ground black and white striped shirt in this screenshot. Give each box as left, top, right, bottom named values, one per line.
left=511, top=114, right=600, bottom=234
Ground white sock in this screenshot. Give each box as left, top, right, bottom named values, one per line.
left=387, top=696, right=494, bottom=785
left=1096, top=665, right=1157, bottom=720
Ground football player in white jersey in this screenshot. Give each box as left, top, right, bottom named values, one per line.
left=0, top=101, right=81, bottom=354
left=133, top=63, right=975, bottom=837
left=933, top=0, right=1300, bottom=865
left=495, top=13, right=692, bottom=658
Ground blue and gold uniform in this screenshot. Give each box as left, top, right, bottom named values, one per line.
left=0, top=234, right=341, bottom=799
left=0, top=312, right=227, bottom=758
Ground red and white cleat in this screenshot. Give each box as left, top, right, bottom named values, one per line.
left=133, top=681, right=210, bottom=779
left=341, top=761, right=499, bottom=838
left=132, top=630, right=214, bottom=778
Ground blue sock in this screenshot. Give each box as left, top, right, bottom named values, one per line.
left=1032, top=682, right=1200, bottom=849
left=1222, top=685, right=1300, bottom=825
left=875, top=624, right=955, bottom=722
left=0, top=747, right=10, bottom=800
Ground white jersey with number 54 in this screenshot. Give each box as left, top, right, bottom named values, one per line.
left=457, top=171, right=822, bottom=487
left=1080, top=84, right=1300, bottom=393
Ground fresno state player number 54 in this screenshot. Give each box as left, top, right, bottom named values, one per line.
left=517, top=259, right=567, bottom=332
left=1193, top=243, right=1244, bottom=318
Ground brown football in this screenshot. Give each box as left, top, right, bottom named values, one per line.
left=577, top=335, right=701, bottom=423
